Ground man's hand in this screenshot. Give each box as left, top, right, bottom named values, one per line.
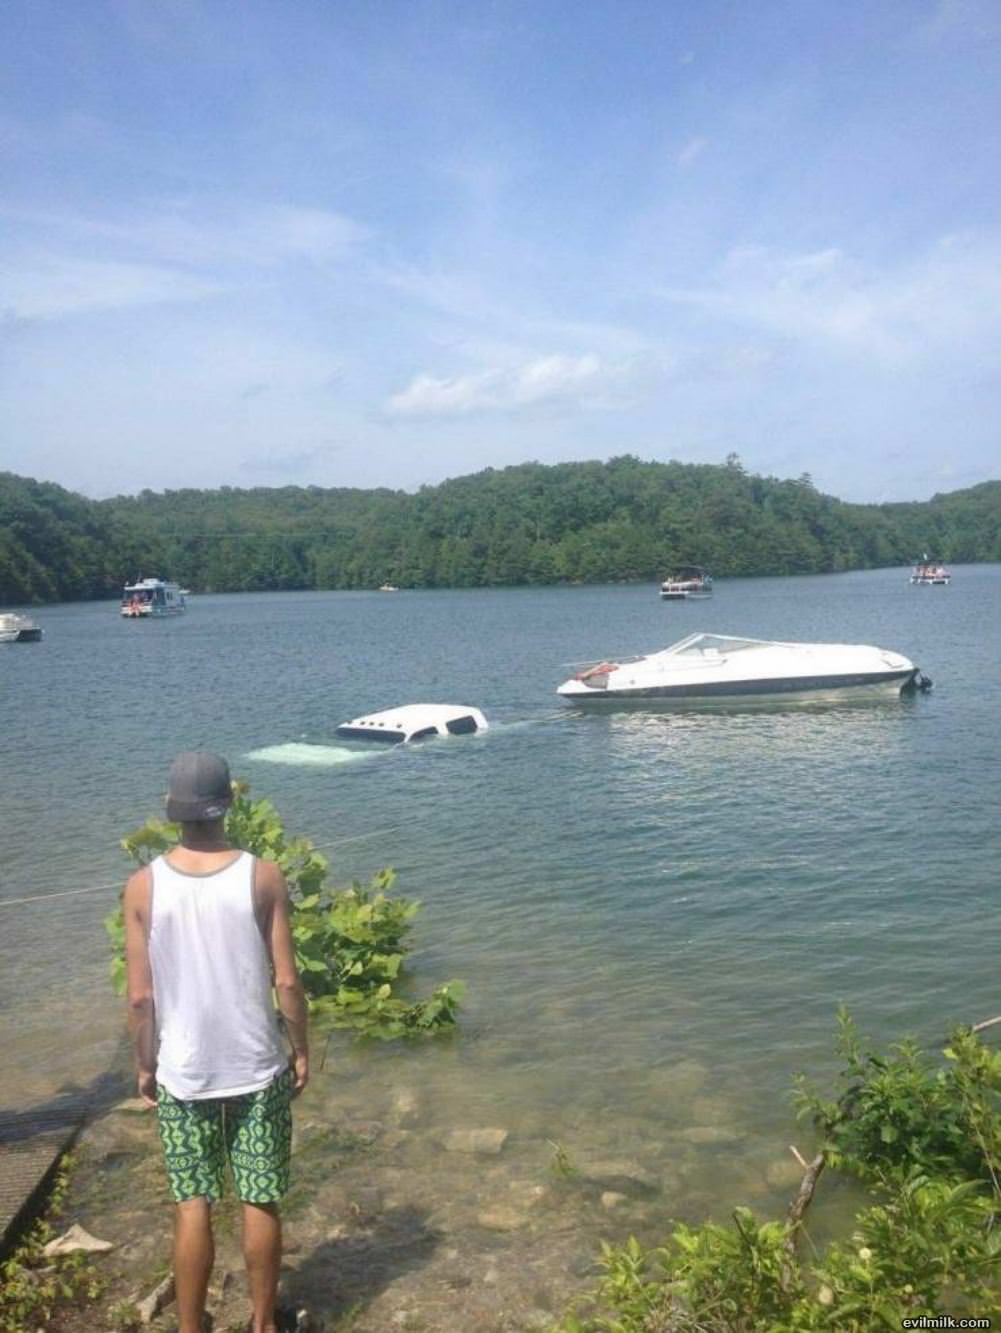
left=137, top=1069, right=157, bottom=1108
left=290, top=1051, right=309, bottom=1098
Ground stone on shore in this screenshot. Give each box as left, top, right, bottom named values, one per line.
left=136, top=1272, right=175, bottom=1324
left=112, top=1098, right=151, bottom=1115
left=43, top=1223, right=114, bottom=1256
left=441, top=1127, right=509, bottom=1155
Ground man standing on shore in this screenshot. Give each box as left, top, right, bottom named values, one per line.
left=123, top=752, right=309, bottom=1333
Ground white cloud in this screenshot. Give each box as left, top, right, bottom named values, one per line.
left=677, top=136, right=708, bottom=168
left=0, top=256, right=221, bottom=321
left=385, top=353, right=620, bottom=417
left=661, top=234, right=1001, bottom=366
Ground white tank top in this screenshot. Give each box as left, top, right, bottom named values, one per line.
left=149, top=851, right=288, bottom=1100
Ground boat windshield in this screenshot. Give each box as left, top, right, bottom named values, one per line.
left=663, top=633, right=773, bottom=657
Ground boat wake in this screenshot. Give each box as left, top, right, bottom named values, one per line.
left=242, top=742, right=378, bottom=767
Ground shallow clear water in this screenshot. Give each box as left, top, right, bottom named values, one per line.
left=3, top=568, right=1001, bottom=1227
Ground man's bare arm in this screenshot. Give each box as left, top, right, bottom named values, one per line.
left=258, top=860, right=310, bottom=1095
left=123, top=867, right=157, bottom=1107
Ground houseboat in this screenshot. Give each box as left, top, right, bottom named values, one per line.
left=121, top=578, right=186, bottom=617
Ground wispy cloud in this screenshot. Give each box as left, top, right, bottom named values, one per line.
left=5, top=202, right=368, bottom=270
left=677, top=136, right=708, bottom=168
left=385, top=353, right=625, bottom=417
left=0, top=256, right=221, bottom=321
left=660, top=234, right=1001, bottom=365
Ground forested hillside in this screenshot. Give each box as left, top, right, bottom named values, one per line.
left=2, top=457, right=999, bottom=604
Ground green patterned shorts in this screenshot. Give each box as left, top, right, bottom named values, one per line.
left=156, top=1070, right=293, bottom=1204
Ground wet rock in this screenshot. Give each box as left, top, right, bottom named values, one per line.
left=582, top=1159, right=660, bottom=1197
left=441, top=1127, right=509, bottom=1155
left=136, top=1272, right=175, bottom=1324
left=345, top=1118, right=385, bottom=1144
left=660, top=1058, right=709, bottom=1098
left=476, top=1205, right=527, bottom=1232
left=766, top=1156, right=806, bottom=1189
left=690, top=1095, right=736, bottom=1126
left=601, top=1191, right=627, bottom=1209
left=390, top=1087, right=421, bottom=1127
left=112, top=1097, right=151, bottom=1115
left=522, top=1311, right=555, bottom=1330
left=349, top=1186, right=385, bottom=1216
left=43, top=1223, right=114, bottom=1256
left=682, top=1126, right=743, bottom=1146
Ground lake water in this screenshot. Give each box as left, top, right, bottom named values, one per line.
left=3, top=568, right=1001, bottom=1310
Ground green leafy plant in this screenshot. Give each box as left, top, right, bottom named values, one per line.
left=105, top=783, right=463, bottom=1039
left=0, top=1155, right=105, bottom=1333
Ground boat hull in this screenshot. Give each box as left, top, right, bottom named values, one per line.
left=560, top=668, right=917, bottom=707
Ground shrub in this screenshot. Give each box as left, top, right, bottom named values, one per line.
left=105, top=783, right=463, bottom=1039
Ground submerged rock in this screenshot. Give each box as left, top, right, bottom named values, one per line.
left=390, top=1087, right=421, bottom=1127
left=476, top=1205, right=527, bottom=1232
left=766, top=1156, right=807, bottom=1189
left=681, top=1125, right=743, bottom=1146
left=660, top=1058, right=709, bottom=1098
left=441, top=1127, right=509, bottom=1155
left=581, top=1158, right=660, bottom=1196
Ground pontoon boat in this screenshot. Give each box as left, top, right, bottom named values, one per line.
left=0, top=613, right=43, bottom=642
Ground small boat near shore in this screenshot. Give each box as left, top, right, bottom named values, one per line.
left=660, top=565, right=712, bottom=600
left=0, top=613, right=43, bottom=642
left=910, top=561, right=951, bottom=585
left=558, top=633, right=929, bottom=706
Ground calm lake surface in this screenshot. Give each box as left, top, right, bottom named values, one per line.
left=4, top=568, right=1001, bottom=1238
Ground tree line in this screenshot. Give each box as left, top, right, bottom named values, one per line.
left=2, top=455, right=999, bottom=605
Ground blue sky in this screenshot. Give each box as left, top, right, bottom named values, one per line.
left=2, top=0, right=1000, bottom=501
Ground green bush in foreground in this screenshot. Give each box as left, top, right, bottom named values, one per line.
left=105, top=783, right=464, bottom=1040
left=557, top=1010, right=1001, bottom=1331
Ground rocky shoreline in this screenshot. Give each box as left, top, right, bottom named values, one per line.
left=43, top=1051, right=815, bottom=1332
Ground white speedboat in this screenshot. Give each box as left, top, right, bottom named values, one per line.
left=0, top=613, right=43, bottom=643
left=557, top=633, right=927, bottom=705
left=121, top=577, right=186, bottom=617
left=660, top=565, right=712, bottom=600
left=336, top=704, right=488, bottom=744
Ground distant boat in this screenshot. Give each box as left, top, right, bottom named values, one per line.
left=121, top=577, right=186, bottom=617
left=0, top=613, right=43, bottom=643
left=660, top=565, right=713, bottom=600
left=378, top=583, right=400, bottom=592
left=910, top=559, right=950, bottom=585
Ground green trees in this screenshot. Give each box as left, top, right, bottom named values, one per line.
left=1, top=462, right=998, bottom=605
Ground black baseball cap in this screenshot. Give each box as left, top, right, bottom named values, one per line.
left=165, top=751, right=233, bottom=822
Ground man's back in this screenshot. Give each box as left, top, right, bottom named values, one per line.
left=148, top=849, right=287, bottom=1100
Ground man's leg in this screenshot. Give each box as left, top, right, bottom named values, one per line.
left=226, top=1071, right=294, bottom=1333
left=174, top=1197, right=214, bottom=1333
left=156, top=1087, right=226, bottom=1333
left=241, top=1201, right=281, bottom=1333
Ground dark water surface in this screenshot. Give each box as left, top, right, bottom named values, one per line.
left=3, top=568, right=1001, bottom=1224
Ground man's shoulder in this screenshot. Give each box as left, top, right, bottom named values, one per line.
left=123, top=864, right=152, bottom=912
left=253, top=858, right=287, bottom=901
